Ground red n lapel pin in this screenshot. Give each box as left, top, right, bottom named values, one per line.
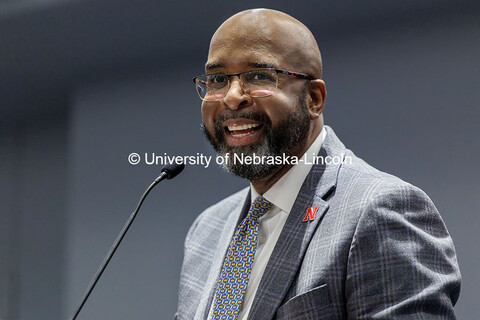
left=303, top=206, right=319, bottom=222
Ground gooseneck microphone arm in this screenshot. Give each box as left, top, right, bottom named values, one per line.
left=70, top=163, right=185, bottom=320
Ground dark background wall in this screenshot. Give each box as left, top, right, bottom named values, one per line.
left=0, top=1, right=478, bottom=319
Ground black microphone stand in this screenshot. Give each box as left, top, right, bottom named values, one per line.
left=69, top=163, right=184, bottom=320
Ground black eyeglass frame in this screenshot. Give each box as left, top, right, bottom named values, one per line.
left=192, top=68, right=314, bottom=101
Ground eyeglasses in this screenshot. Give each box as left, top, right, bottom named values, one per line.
left=193, top=68, right=314, bottom=101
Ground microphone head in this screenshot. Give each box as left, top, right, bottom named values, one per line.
left=161, top=163, right=185, bottom=179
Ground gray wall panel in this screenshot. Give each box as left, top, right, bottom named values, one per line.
left=1, top=1, right=478, bottom=319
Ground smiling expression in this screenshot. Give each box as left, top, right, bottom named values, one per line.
left=200, top=9, right=325, bottom=181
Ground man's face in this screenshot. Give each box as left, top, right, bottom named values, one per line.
left=201, top=20, right=313, bottom=180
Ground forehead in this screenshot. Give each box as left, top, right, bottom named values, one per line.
left=206, top=20, right=297, bottom=73
left=206, top=48, right=283, bottom=73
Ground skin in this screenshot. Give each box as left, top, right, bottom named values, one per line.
left=202, top=9, right=327, bottom=194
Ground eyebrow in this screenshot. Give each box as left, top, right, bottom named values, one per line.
left=205, top=61, right=277, bottom=72
left=205, top=62, right=224, bottom=71
left=248, top=62, right=276, bottom=69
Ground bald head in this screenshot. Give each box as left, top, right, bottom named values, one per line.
left=207, top=9, right=323, bottom=79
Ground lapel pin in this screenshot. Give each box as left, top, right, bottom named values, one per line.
left=303, top=206, right=319, bottom=222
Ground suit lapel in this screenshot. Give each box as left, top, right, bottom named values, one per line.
left=194, top=191, right=251, bottom=320
left=247, top=126, right=346, bottom=320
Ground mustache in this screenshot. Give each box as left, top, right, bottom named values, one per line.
left=213, top=110, right=272, bottom=129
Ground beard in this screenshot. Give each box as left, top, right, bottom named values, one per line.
left=201, top=92, right=311, bottom=180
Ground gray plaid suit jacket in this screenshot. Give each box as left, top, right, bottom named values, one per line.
left=177, top=126, right=461, bottom=319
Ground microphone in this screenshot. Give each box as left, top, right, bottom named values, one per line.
left=154, top=162, right=185, bottom=182
left=69, top=163, right=185, bottom=320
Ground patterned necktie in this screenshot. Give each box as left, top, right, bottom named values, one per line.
left=211, top=196, right=272, bottom=319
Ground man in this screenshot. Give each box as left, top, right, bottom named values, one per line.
left=177, top=8, right=461, bottom=320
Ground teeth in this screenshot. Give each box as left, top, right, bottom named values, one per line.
left=231, top=132, right=250, bottom=138
left=227, top=123, right=260, bottom=131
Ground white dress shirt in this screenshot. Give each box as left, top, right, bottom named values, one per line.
left=208, top=128, right=326, bottom=320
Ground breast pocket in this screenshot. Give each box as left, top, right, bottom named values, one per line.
left=275, top=284, right=335, bottom=320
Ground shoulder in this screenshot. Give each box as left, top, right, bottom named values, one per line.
left=185, top=187, right=249, bottom=245
left=325, top=143, right=460, bottom=316
left=340, top=148, right=436, bottom=210
left=317, top=130, right=446, bottom=235
left=334, top=148, right=456, bottom=274
left=197, top=186, right=249, bottom=224
left=319, top=126, right=425, bottom=202
left=202, top=186, right=250, bottom=213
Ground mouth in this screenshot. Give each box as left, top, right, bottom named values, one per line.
left=222, top=119, right=265, bottom=146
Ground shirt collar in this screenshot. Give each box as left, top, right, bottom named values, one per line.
left=250, top=127, right=326, bottom=213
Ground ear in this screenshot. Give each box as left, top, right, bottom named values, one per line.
left=306, top=80, right=326, bottom=120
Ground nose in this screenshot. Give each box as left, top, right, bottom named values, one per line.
left=222, top=77, right=252, bottom=110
